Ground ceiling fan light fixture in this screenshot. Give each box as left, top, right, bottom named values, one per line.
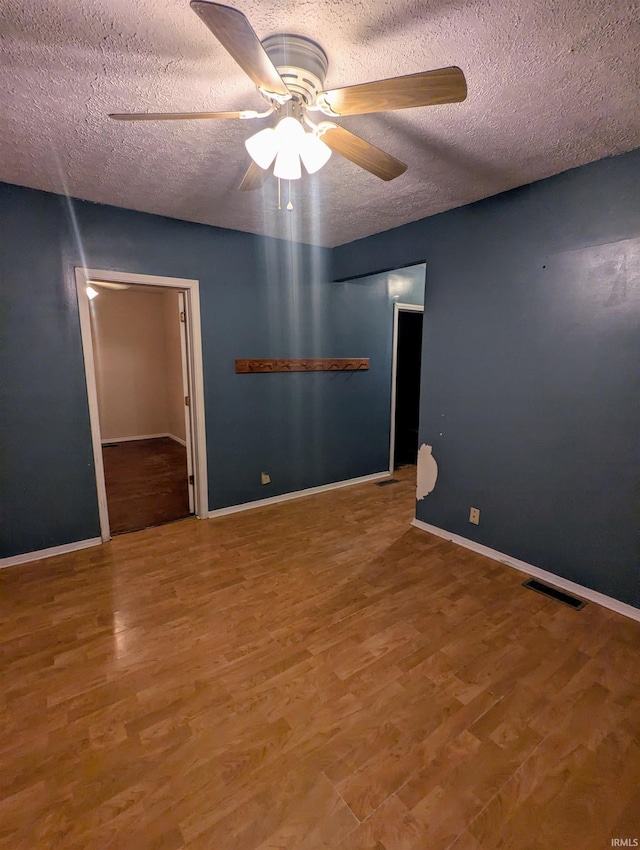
left=299, top=133, right=331, bottom=174
left=244, top=126, right=278, bottom=170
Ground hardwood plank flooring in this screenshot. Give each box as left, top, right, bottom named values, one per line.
left=1, top=466, right=639, bottom=849
left=102, top=437, right=190, bottom=534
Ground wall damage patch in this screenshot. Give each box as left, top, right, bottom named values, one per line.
left=416, top=444, right=438, bottom=500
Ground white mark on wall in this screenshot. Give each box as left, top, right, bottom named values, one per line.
left=416, top=444, right=438, bottom=500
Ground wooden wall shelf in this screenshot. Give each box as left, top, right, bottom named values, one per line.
left=235, top=358, right=369, bottom=374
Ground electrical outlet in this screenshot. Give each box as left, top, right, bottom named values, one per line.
left=469, top=507, right=480, bottom=525
left=261, top=472, right=271, bottom=485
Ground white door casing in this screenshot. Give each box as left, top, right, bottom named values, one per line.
left=178, top=291, right=196, bottom=514
left=75, top=267, right=209, bottom=541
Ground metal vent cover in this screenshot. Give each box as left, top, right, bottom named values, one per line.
left=523, top=578, right=586, bottom=610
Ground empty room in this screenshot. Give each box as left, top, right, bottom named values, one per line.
left=0, top=0, right=638, bottom=848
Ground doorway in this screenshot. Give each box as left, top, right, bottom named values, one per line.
left=389, top=303, right=424, bottom=472
left=76, top=268, right=208, bottom=541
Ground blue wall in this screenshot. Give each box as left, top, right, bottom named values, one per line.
left=0, top=183, right=420, bottom=557
left=334, top=149, right=640, bottom=608
left=0, top=187, right=100, bottom=556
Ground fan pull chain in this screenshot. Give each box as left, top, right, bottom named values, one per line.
left=277, top=178, right=281, bottom=210
left=287, top=181, right=293, bottom=211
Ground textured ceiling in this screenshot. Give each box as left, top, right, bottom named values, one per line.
left=1, top=0, right=639, bottom=247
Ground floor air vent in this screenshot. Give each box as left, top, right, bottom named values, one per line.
left=376, top=478, right=400, bottom=487
left=522, top=578, right=586, bottom=610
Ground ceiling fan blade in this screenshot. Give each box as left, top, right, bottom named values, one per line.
left=109, top=110, right=245, bottom=121
left=190, top=1, right=290, bottom=99
left=318, top=67, right=467, bottom=116
left=238, top=160, right=269, bottom=191
left=320, top=125, right=406, bottom=181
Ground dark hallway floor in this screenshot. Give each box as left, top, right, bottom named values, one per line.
left=102, top=437, right=190, bottom=534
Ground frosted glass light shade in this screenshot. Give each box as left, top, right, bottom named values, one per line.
left=245, top=127, right=278, bottom=170
left=275, top=116, right=305, bottom=145
left=274, top=147, right=301, bottom=180
left=299, top=133, right=331, bottom=174
left=273, top=117, right=304, bottom=179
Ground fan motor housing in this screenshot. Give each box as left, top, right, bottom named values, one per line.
left=261, top=34, right=328, bottom=105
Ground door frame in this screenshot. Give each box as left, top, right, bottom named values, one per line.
left=177, top=291, right=196, bottom=514
left=75, top=267, right=209, bottom=541
left=389, top=302, right=424, bottom=473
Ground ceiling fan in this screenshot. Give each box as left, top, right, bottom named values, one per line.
left=109, top=1, right=467, bottom=191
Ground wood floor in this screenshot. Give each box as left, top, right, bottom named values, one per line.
left=1, top=467, right=639, bottom=849
left=102, top=437, right=190, bottom=534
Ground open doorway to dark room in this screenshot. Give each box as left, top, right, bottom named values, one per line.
left=393, top=310, right=424, bottom=468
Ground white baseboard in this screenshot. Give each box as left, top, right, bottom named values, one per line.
left=167, top=434, right=187, bottom=447
left=0, top=537, right=102, bottom=570
left=209, top=472, right=390, bottom=518
left=101, top=433, right=187, bottom=447
left=411, top=518, right=640, bottom=623
left=101, top=433, right=170, bottom=444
